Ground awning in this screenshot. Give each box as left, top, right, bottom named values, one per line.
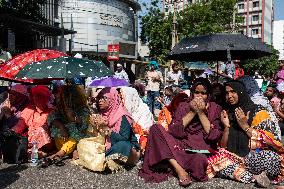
left=0, top=13, right=76, bottom=36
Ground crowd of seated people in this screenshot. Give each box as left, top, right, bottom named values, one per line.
left=1, top=75, right=284, bottom=188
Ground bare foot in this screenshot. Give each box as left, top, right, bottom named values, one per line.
left=72, top=150, right=79, bottom=160
left=126, top=148, right=140, bottom=165
left=253, top=172, right=270, bottom=188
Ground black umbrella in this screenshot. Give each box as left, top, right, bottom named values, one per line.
left=168, top=33, right=272, bottom=61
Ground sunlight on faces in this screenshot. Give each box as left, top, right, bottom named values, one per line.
left=281, top=98, right=284, bottom=112
left=97, top=95, right=109, bottom=111
left=225, top=86, right=238, bottom=105
left=193, top=85, right=208, bottom=101
left=265, top=87, right=275, bottom=98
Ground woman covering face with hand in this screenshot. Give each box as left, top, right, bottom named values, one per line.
left=139, top=78, right=222, bottom=187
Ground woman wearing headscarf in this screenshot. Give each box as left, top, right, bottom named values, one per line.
left=238, top=76, right=281, bottom=139
left=139, top=78, right=222, bottom=186
left=93, top=87, right=140, bottom=172
left=118, top=86, right=154, bottom=151
left=158, top=92, right=189, bottom=131
left=207, top=80, right=284, bottom=187
left=0, top=84, right=30, bottom=132
left=47, top=85, right=90, bottom=162
left=11, top=85, right=53, bottom=157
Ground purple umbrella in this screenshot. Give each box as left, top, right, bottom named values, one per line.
left=89, top=77, right=129, bottom=87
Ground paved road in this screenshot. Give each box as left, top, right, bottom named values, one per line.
left=0, top=161, right=273, bottom=189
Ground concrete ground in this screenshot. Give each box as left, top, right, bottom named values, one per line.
left=0, top=160, right=277, bottom=189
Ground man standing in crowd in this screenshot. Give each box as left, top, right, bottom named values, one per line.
left=114, top=63, right=129, bottom=82
left=275, top=61, right=284, bottom=85
left=145, top=60, right=163, bottom=116
left=167, top=62, right=183, bottom=86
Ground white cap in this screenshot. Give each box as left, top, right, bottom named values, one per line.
left=117, top=63, right=122, bottom=67
left=74, top=53, right=83, bottom=59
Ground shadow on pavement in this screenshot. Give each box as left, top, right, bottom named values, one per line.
left=0, top=164, right=28, bottom=189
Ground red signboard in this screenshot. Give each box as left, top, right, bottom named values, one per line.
left=107, top=44, right=120, bottom=61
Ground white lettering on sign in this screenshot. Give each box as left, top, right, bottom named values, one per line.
left=99, top=13, right=123, bottom=28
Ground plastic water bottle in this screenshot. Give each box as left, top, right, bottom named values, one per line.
left=30, top=141, right=38, bottom=166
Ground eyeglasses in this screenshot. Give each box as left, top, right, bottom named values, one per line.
left=194, top=91, right=207, bottom=95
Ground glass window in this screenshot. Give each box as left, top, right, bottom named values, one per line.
left=253, top=1, right=259, bottom=8
left=252, top=15, right=259, bottom=21
left=238, top=4, right=244, bottom=10
left=252, top=28, right=259, bottom=35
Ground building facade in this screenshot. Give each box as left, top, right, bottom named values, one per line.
left=237, top=0, right=274, bottom=45
left=162, top=0, right=198, bottom=16
left=162, top=0, right=274, bottom=45
left=273, top=20, right=284, bottom=60
left=58, top=0, right=140, bottom=55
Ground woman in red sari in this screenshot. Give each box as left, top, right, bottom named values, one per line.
left=139, top=78, right=223, bottom=186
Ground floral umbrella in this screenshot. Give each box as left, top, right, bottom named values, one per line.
left=15, top=57, right=113, bottom=80
left=0, top=49, right=67, bottom=83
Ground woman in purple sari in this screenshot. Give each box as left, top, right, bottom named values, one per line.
left=139, top=78, right=223, bottom=186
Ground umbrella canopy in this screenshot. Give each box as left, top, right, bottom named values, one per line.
left=0, top=49, right=67, bottom=83
left=89, top=77, right=129, bottom=87
left=184, top=62, right=209, bottom=70
left=15, top=56, right=113, bottom=80
left=168, top=33, right=272, bottom=61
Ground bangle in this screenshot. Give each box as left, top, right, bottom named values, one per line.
left=244, top=127, right=250, bottom=132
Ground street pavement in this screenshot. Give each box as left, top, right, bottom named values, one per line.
left=0, top=160, right=275, bottom=189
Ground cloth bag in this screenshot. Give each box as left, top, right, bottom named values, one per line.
left=1, top=131, right=28, bottom=164
left=75, top=135, right=106, bottom=172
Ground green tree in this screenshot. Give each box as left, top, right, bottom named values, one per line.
left=178, top=0, right=242, bottom=37
left=242, top=46, right=279, bottom=76
left=140, top=0, right=172, bottom=64
left=140, top=0, right=241, bottom=64
left=0, top=0, right=47, bottom=23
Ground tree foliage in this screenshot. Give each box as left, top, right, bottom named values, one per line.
left=140, top=0, right=241, bottom=64
left=0, top=0, right=47, bottom=23
left=242, top=46, right=280, bottom=76
left=140, top=0, right=173, bottom=64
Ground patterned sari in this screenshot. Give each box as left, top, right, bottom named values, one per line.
left=207, top=81, right=284, bottom=184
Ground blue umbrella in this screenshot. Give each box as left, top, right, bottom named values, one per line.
left=89, top=77, right=129, bottom=87
left=184, top=62, right=209, bottom=70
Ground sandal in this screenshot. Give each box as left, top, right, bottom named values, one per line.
left=179, top=175, right=192, bottom=187
left=40, top=157, right=54, bottom=168
left=52, top=155, right=66, bottom=167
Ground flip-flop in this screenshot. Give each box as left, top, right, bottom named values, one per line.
left=40, top=157, right=54, bottom=168
left=52, top=155, right=66, bottom=167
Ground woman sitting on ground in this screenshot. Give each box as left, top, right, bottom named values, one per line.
left=47, top=85, right=90, bottom=162
left=118, top=86, right=154, bottom=152
left=11, top=85, right=53, bottom=157
left=92, top=87, right=140, bottom=172
left=207, top=80, right=284, bottom=187
left=158, top=92, right=189, bottom=131
left=0, top=84, right=30, bottom=132
left=139, top=78, right=223, bottom=186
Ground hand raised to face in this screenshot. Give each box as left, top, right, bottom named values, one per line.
left=235, top=107, right=250, bottom=130
left=221, top=110, right=230, bottom=128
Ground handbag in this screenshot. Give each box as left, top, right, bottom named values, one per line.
left=75, top=135, right=106, bottom=172
left=1, top=131, right=28, bottom=164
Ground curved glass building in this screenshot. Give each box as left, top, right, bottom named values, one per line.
left=59, top=0, right=140, bottom=53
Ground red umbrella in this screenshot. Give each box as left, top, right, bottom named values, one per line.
left=0, top=49, right=68, bottom=83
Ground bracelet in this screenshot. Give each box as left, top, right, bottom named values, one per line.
left=244, top=127, right=250, bottom=132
